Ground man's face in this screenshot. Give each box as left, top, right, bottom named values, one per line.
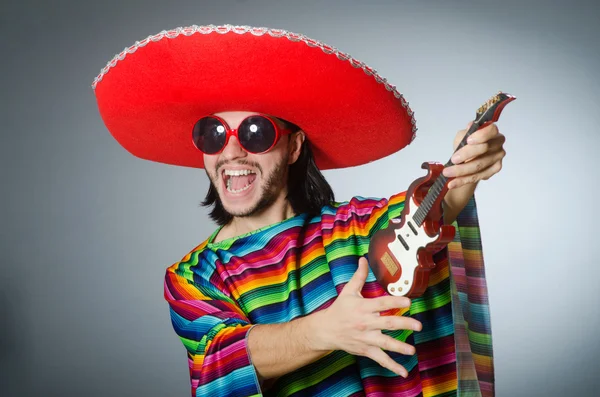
left=203, top=111, right=296, bottom=219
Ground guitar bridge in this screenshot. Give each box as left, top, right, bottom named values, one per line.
left=381, top=252, right=399, bottom=276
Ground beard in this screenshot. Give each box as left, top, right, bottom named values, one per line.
left=206, top=154, right=289, bottom=219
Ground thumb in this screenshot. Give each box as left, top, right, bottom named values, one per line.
left=340, top=257, right=369, bottom=296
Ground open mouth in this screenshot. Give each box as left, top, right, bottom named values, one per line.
left=222, top=169, right=257, bottom=194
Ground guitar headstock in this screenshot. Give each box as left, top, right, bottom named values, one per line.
left=445, top=91, right=516, bottom=164
left=475, top=91, right=516, bottom=126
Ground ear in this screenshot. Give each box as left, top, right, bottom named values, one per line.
left=288, top=130, right=305, bottom=165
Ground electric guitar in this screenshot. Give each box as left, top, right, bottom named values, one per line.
left=368, top=92, right=516, bottom=297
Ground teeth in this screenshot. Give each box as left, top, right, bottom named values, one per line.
left=226, top=183, right=253, bottom=194
left=225, top=169, right=256, bottom=194
left=224, top=169, right=255, bottom=176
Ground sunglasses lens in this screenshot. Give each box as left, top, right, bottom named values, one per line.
left=193, top=117, right=227, bottom=154
left=238, top=116, right=277, bottom=153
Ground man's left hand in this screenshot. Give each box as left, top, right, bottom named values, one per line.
left=442, top=122, right=506, bottom=189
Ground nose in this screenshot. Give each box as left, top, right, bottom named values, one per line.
left=220, top=134, right=247, bottom=161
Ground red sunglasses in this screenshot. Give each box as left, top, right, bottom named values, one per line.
left=192, top=114, right=295, bottom=155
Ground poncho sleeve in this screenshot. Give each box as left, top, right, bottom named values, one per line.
left=164, top=259, right=262, bottom=397
left=446, top=196, right=495, bottom=396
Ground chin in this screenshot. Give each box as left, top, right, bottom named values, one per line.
left=222, top=202, right=256, bottom=218
left=218, top=188, right=259, bottom=216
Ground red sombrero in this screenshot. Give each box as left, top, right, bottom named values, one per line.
left=92, top=24, right=417, bottom=170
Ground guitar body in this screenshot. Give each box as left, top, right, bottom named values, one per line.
left=368, top=162, right=456, bottom=297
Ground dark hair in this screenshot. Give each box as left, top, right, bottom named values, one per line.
left=201, top=122, right=335, bottom=226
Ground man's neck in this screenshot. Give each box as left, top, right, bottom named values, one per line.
left=214, top=195, right=297, bottom=243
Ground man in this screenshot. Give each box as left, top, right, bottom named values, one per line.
left=93, top=25, right=505, bottom=396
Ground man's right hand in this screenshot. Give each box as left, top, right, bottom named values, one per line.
left=308, top=257, right=422, bottom=378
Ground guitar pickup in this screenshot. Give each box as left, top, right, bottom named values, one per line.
left=407, top=221, right=418, bottom=236
left=397, top=234, right=409, bottom=250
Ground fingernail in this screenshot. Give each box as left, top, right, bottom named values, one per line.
left=443, top=167, right=454, bottom=177
left=413, top=323, right=421, bottom=331
left=451, top=154, right=461, bottom=164
left=467, top=136, right=476, bottom=144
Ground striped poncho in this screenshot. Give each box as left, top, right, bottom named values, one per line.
left=164, top=192, right=494, bottom=396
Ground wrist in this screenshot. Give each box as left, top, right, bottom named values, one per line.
left=298, top=309, right=330, bottom=352
left=444, top=183, right=476, bottom=224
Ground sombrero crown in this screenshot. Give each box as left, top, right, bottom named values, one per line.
left=92, top=24, right=416, bottom=170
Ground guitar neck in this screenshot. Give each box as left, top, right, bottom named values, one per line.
left=412, top=173, right=449, bottom=226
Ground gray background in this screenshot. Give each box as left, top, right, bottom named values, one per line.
left=1, top=0, right=599, bottom=396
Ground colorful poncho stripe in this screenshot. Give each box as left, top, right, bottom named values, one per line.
left=164, top=192, right=494, bottom=396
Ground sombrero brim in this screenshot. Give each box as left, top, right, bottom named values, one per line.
left=92, top=24, right=416, bottom=170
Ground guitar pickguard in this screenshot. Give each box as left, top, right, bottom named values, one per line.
left=386, top=199, right=438, bottom=296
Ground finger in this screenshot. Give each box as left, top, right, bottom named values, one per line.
left=365, top=295, right=412, bottom=313
left=444, top=150, right=505, bottom=178
left=450, top=141, right=489, bottom=165
left=340, top=257, right=369, bottom=296
left=364, top=346, right=409, bottom=377
left=480, top=159, right=503, bottom=180
left=448, top=160, right=503, bottom=189
left=369, top=332, right=416, bottom=356
left=372, top=314, right=422, bottom=332
left=467, top=123, right=499, bottom=144
left=470, top=132, right=505, bottom=151
left=452, top=126, right=468, bottom=151
left=449, top=133, right=505, bottom=166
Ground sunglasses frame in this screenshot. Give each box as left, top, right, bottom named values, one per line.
left=192, top=114, right=295, bottom=155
